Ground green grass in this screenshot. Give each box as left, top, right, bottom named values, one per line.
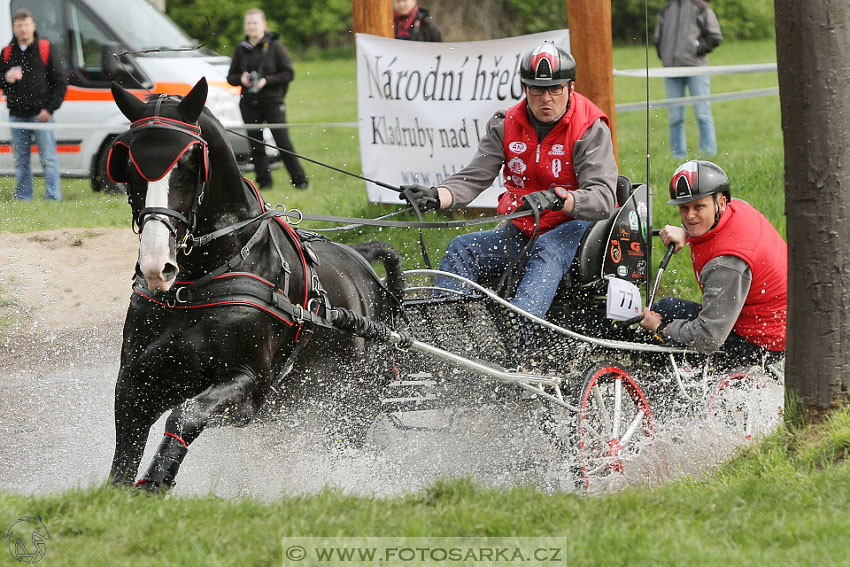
left=2, top=407, right=849, bottom=566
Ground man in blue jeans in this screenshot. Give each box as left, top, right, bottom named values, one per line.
left=0, top=9, right=66, bottom=201
left=654, top=0, right=723, bottom=160
left=400, top=42, right=617, bottom=331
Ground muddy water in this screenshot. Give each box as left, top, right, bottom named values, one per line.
left=0, top=328, right=784, bottom=498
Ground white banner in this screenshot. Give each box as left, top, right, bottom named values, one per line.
left=356, top=30, right=570, bottom=207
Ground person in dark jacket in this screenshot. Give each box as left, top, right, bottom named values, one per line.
left=654, top=0, right=723, bottom=160
left=393, top=0, right=442, bottom=42
left=0, top=9, right=66, bottom=201
left=227, top=8, right=308, bottom=190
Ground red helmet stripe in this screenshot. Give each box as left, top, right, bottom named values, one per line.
left=671, top=162, right=699, bottom=197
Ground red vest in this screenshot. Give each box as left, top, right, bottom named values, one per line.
left=689, top=200, right=787, bottom=350
left=497, top=93, right=608, bottom=237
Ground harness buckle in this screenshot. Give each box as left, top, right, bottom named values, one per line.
left=240, top=246, right=250, bottom=259
left=287, top=208, right=303, bottom=225
left=292, top=304, right=305, bottom=323
left=180, top=232, right=195, bottom=255
left=174, top=286, right=189, bottom=304
left=306, top=297, right=323, bottom=315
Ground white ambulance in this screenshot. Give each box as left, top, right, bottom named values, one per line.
left=0, top=0, right=251, bottom=193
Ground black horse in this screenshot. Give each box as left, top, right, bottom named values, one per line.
left=107, top=78, right=404, bottom=491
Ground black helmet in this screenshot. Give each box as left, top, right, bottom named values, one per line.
left=667, top=160, right=731, bottom=205
left=519, top=42, right=577, bottom=87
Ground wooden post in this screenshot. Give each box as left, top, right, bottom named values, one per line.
left=352, top=0, right=394, bottom=38
left=776, top=0, right=850, bottom=411
left=565, top=0, right=618, bottom=161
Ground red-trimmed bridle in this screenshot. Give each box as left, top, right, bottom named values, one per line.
left=111, top=94, right=210, bottom=251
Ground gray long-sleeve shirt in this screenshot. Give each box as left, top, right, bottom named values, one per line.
left=665, top=254, right=750, bottom=352
left=439, top=107, right=617, bottom=221
left=654, top=0, right=723, bottom=67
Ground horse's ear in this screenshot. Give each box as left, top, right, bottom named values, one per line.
left=177, top=77, right=208, bottom=124
left=111, top=81, right=147, bottom=122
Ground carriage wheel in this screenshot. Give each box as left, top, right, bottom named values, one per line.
left=706, top=369, right=784, bottom=441
left=578, top=362, right=654, bottom=492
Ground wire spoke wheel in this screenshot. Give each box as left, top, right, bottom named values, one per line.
left=706, top=368, right=784, bottom=441
left=578, top=362, right=654, bottom=492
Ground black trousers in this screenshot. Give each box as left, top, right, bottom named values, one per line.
left=239, top=97, right=306, bottom=185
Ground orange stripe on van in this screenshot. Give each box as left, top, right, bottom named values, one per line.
left=0, top=143, right=81, bottom=154
left=62, top=80, right=240, bottom=102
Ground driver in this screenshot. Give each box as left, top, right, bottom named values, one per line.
left=639, top=160, right=787, bottom=362
left=401, top=42, right=617, bottom=331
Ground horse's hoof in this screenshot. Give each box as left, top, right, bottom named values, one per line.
left=134, top=478, right=169, bottom=494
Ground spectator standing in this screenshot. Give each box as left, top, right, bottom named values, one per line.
left=227, top=8, right=308, bottom=190
left=0, top=9, right=66, bottom=201
left=393, top=0, right=442, bottom=42
left=654, top=0, right=723, bottom=160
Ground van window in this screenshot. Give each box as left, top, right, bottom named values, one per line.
left=83, top=0, right=195, bottom=52
left=66, top=2, right=115, bottom=83
left=10, top=0, right=149, bottom=88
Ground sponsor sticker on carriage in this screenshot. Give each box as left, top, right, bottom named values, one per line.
left=606, top=277, right=642, bottom=320
left=629, top=211, right=639, bottom=231
left=609, top=240, right=621, bottom=263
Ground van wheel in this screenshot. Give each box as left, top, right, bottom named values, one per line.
left=91, top=138, right=126, bottom=195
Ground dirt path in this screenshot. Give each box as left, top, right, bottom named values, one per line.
left=0, top=228, right=138, bottom=369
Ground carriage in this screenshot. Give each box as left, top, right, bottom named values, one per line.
left=374, top=177, right=784, bottom=492
left=106, top=78, right=783, bottom=494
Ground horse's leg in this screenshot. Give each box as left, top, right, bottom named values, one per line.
left=136, top=370, right=262, bottom=492
left=110, top=369, right=177, bottom=487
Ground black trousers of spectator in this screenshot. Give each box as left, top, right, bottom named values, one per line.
left=240, top=97, right=307, bottom=187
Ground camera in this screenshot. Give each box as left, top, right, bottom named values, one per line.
left=247, top=71, right=261, bottom=94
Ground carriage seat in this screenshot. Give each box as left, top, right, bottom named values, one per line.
left=614, top=174, right=631, bottom=208
left=568, top=175, right=638, bottom=287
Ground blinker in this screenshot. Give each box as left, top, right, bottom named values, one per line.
left=106, top=115, right=210, bottom=184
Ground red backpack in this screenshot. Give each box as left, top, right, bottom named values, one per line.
left=2, top=39, right=50, bottom=66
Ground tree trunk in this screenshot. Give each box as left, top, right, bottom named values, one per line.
left=775, top=1, right=850, bottom=409
left=352, top=0, right=393, bottom=38
left=565, top=0, right=618, bottom=162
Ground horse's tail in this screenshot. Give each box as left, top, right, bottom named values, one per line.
left=348, top=241, right=405, bottom=302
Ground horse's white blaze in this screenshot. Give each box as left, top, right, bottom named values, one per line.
left=139, top=173, right=178, bottom=291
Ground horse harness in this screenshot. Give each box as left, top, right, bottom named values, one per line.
left=131, top=182, right=347, bottom=345
left=111, top=97, right=347, bottom=343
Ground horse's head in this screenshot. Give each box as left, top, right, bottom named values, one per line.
left=109, top=78, right=211, bottom=292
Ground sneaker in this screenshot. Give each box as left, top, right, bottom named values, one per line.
left=292, top=178, right=309, bottom=190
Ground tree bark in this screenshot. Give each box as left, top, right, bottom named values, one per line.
left=775, top=0, right=850, bottom=408
left=352, top=0, right=393, bottom=38
left=565, top=0, right=618, bottom=162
